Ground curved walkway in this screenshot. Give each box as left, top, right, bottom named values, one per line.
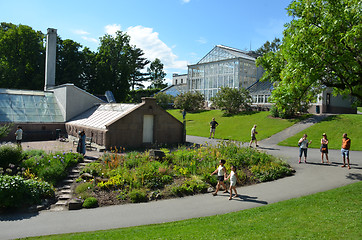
left=1, top=116, right=361, bottom=239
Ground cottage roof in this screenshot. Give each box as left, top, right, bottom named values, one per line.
left=66, top=103, right=139, bottom=129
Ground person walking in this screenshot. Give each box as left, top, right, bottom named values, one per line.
left=341, top=133, right=351, bottom=169
left=225, top=166, right=238, bottom=200
left=320, top=133, right=329, bottom=164
left=182, top=109, right=186, bottom=120
left=211, top=159, right=228, bottom=196
left=15, top=126, right=23, bottom=149
left=298, top=134, right=312, bottom=163
left=209, top=118, right=219, bottom=139
left=77, top=130, right=86, bottom=156
left=249, top=124, right=258, bottom=147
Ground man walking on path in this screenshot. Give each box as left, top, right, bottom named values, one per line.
left=209, top=118, right=219, bottom=139
left=341, top=133, right=351, bottom=169
left=249, top=124, right=258, bottom=147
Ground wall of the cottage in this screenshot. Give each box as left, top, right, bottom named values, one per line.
left=0, top=123, right=66, bottom=142
left=65, top=124, right=107, bottom=146
left=105, top=99, right=184, bottom=149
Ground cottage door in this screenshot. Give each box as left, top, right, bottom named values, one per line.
left=143, top=115, right=154, bottom=143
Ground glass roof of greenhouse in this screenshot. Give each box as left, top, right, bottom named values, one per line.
left=0, top=89, right=64, bottom=123
left=197, top=45, right=256, bottom=64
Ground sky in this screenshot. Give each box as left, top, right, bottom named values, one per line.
left=0, top=0, right=293, bottom=85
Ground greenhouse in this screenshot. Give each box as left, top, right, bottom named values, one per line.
left=187, top=45, right=264, bottom=102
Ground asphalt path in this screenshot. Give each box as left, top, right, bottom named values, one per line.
left=1, top=116, right=361, bottom=239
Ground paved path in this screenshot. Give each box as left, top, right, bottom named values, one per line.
left=1, top=116, right=361, bottom=239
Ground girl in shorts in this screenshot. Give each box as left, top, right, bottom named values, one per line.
left=226, top=166, right=238, bottom=200
left=211, top=159, right=228, bottom=196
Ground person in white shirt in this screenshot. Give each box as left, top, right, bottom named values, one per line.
left=15, top=126, right=23, bottom=148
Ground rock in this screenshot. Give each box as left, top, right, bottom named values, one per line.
left=149, top=149, right=165, bottom=160
left=80, top=173, right=93, bottom=180
left=207, top=187, right=215, bottom=193
left=68, top=198, right=84, bottom=210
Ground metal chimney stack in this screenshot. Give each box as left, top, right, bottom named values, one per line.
left=44, top=28, right=57, bottom=91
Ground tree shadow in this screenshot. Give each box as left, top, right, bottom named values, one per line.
left=222, top=111, right=259, bottom=117
left=0, top=211, right=39, bottom=221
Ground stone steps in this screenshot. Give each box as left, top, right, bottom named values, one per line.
left=49, top=157, right=97, bottom=211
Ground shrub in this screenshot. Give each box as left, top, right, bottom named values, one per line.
left=174, top=91, right=205, bottom=112
left=0, top=144, right=22, bottom=169
left=154, top=92, right=175, bottom=109
left=0, top=175, right=54, bottom=208
left=211, top=87, right=252, bottom=114
left=128, top=189, right=147, bottom=203
left=80, top=162, right=103, bottom=177
left=82, top=197, right=98, bottom=208
left=171, top=179, right=208, bottom=197
left=250, top=161, right=293, bottom=182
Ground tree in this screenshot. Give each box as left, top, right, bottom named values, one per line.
left=283, top=0, right=361, bottom=101
left=211, top=87, right=252, bottom=114
left=56, top=38, right=86, bottom=88
left=0, top=23, right=45, bottom=90
left=95, top=31, right=134, bottom=102
left=174, top=91, right=205, bottom=112
left=129, top=47, right=150, bottom=90
left=148, top=58, right=167, bottom=89
left=154, top=92, right=175, bottom=109
left=255, top=38, right=281, bottom=55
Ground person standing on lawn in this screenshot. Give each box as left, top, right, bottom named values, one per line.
left=211, top=159, right=228, bottom=196
left=320, top=133, right=329, bottom=164
left=209, top=117, right=219, bottom=139
left=298, top=134, right=312, bottom=163
left=249, top=124, right=258, bottom=147
left=341, top=133, right=351, bottom=169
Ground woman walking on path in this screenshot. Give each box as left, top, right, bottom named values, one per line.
left=225, top=166, right=238, bottom=200
left=298, top=134, right=312, bottom=163
left=320, top=133, right=329, bottom=164
left=341, top=133, right=351, bottom=169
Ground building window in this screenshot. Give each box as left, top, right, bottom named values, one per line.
left=326, top=93, right=330, bottom=105
left=258, top=95, right=264, bottom=103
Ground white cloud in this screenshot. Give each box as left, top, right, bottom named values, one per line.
left=196, top=37, right=207, bottom=44
left=105, top=24, right=122, bottom=36
left=182, top=0, right=191, bottom=3
left=126, top=25, right=188, bottom=71
left=81, top=36, right=98, bottom=44
left=73, top=29, right=90, bottom=35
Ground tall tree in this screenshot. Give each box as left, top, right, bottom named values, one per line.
left=283, top=0, right=361, bottom=100
left=0, top=23, right=45, bottom=90
left=129, top=47, right=150, bottom=90
left=56, top=38, right=86, bottom=88
left=147, top=58, right=167, bottom=89
left=96, top=31, right=133, bottom=102
left=255, top=38, right=281, bottom=55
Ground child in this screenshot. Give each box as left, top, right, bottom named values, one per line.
left=226, top=166, right=238, bottom=200
left=210, top=159, right=228, bottom=196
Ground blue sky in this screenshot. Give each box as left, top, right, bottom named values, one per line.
left=1, top=0, right=292, bottom=85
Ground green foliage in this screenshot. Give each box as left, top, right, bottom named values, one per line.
left=250, top=161, right=293, bottom=182
left=154, top=92, right=175, bottom=109
left=0, top=143, right=23, bottom=169
left=21, top=151, right=82, bottom=185
left=128, top=189, right=147, bottom=203
left=127, top=88, right=160, bottom=103
left=255, top=37, right=281, bottom=55
left=171, top=178, right=208, bottom=197
left=0, top=175, right=54, bottom=208
left=82, top=197, right=98, bottom=208
left=147, top=58, right=167, bottom=89
left=211, top=87, right=252, bottom=114
left=174, top=91, right=205, bottom=112
left=80, top=162, right=104, bottom=177
left=0, top=124, right=13, bottom=139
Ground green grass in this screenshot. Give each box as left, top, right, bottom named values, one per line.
left=357, top=107, right=362, bottom=112
left=27, top=181, right=362, bottom=239
left=168, top=110, right=300, bottom=142
left=279, top=114, right=362, bottom=150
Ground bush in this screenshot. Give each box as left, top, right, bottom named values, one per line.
left=154, top=92, right=175, bottom=109
left=0, top=175, right=54, bottom=208
left=82, top=197, right=98, bottom=208
left=174, top=91, right=205, bottom=112
left=211, top=87, right=252, bottom=114
left=128, top=189, right=147, bottom=203
left=0, top=144, right=22, bottom=169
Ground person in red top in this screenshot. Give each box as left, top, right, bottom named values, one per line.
left=341, top=133, right=351, bottom=169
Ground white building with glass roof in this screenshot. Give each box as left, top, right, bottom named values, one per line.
left=187, top=45, right=264, bottom=104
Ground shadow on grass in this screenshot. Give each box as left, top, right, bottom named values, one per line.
left=221, top=111, right=259, bottom=117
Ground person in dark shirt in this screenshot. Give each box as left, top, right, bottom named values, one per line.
left=209, top=118, right=219, bottom=139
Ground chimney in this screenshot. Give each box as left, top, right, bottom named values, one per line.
left=44, top=28, right=57, bottom=91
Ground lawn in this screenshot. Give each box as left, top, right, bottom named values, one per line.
left=279, top=114, right=362, bottom=151
left=168, top=110, right=299, bottom=142
left=27, top=181, right=362, bottom=239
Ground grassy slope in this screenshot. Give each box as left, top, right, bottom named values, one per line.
left=29, top=181, right=362, bottom=240
left=279, top=114, right=362, bottom=151
left=168, top=110, right=297, bottom=142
